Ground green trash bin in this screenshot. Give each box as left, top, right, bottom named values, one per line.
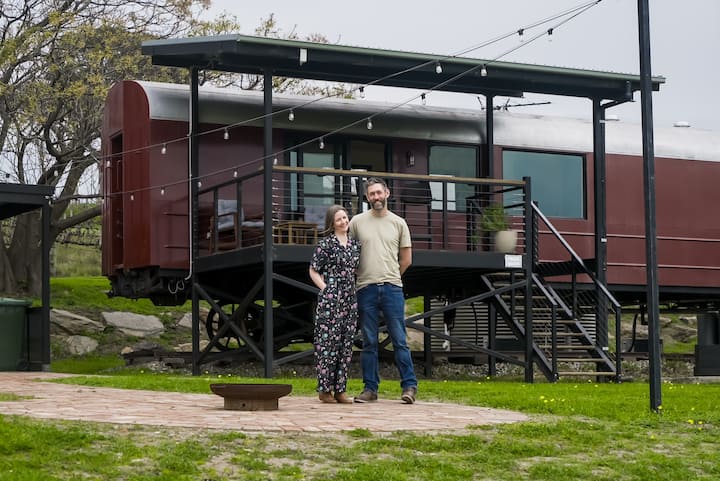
left=0, top=298, right=31, bottom=371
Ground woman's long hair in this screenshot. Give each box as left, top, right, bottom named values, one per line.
left=321, top=205, right=348, bottom=236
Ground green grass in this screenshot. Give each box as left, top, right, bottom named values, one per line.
left=2, top=374, right=719, bottom=480
left=50, top=276, right=190, bottom=319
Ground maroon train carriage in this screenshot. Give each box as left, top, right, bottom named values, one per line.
left=101, top=80, right=720, bottom=374
left=102, top=80, right=720, bottom=308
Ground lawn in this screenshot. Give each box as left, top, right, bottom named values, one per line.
left=1, top=369, right=718, bottom=481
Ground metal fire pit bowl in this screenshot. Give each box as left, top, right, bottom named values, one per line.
left=210, top=383, right=293, bottom=411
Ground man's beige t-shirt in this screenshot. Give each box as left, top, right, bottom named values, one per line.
left=349, top=210, right=412, bottom=290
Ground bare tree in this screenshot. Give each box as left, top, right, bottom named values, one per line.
left=0, top=0, right=203, bottom=295
left=0, top=2, right=355, bottom=295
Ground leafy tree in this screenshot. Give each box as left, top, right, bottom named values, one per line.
left=0, top=1, right=354, bottom=296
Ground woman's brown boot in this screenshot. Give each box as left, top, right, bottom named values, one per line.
left=334, top=392, right=353, bottom=404
left=319, top=392, right=336, bottom=403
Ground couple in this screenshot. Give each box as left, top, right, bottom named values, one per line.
left=308, top=177, right=418, bottom=405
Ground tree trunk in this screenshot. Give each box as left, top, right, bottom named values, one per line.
left=1, top=211, right=45, bottom=296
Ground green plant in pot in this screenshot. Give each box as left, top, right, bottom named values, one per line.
left=480, top=203, right=518, bottom=253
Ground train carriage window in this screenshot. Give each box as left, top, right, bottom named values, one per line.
left=428, top=145, right=478, bottom=212
left=290, top=143, right=341, bottom=221
left=502, top=150, right=585, bottom=219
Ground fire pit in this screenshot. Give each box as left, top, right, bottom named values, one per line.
left=210, top=383, right=293, bottom=411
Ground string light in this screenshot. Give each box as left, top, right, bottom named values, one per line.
left=359, top=86, right=365, bottom=99
left=197, top=181, right=202, bottom=188
left=160, top=187, right=165, bottom=196
left=319, top=137, right=325, bottom=150
left=105, top=160, right=110, bottom=168
left=130, top=194, right=134, bottom=201
left=518, top=28, right=525, bottom=42
left=91, top=3, right=600, bottom=200
left=233, top=170, right=238, bottom=178
left=421, top=93, right=426, bottom=105
left=223, top=128, right=229, bottom=140
left=273, top=156, right=278, bottom=165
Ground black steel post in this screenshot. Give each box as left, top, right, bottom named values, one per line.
left=41, top=199, right=51, bottom=370
left=423, top=292, right=432, bottom=377
left=523, top=176, right=534, bottom=383
left=637, top=0, right=662, bottom=411
left=485, top=96, right=494, bottom=178
left=592, top=99, right=609, bottom=351
left=263, top=70, right=275, bottom=378
left=189, top=67, right=200, bottom=376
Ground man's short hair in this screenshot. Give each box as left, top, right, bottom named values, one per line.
left=365, top=177, right=388, bottom=192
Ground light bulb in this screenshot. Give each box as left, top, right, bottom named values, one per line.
left=105, top=160, right=110, bottom=168
left=435, top=62, right=442, bottom=74
left=233, top=170, right=238, bottom=178
left=547, top=28, right=554, bottom=42
left=223, top=128, right=229, bottom=140
left=161, top=144, right=167, bottom=155
left=359, top=87, right=365, bottom=99
left=480, top=65, right=487, bottom=77
left=160, top=188, right=165, bottom=196
left=197, top=181, right=202, bottom=188
left=130, top=194, right=134, bottom=201
left=366, top=119, right=373, bottom=130
left=421, top=93, right=426, bottom=105
left=518, top=28, right=524, bottom=42
left=319, top=137, right=325, bottom=150
left=288, top=109, right=295, bottom=121
left=273, top=156, right=278, bottom=165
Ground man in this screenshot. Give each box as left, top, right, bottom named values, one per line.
left=349, top=177, right=418, bottom=404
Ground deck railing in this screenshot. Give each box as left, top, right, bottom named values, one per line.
left=196, top=166, right=530, bottom=254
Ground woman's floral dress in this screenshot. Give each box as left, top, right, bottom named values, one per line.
left=310, top=234, right=361, bottom=394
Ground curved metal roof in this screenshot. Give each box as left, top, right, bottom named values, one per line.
left=142, top=34, right=664, bottom=101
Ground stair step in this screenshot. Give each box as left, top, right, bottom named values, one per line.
left=557, top=371, right=616, bottom=377
left=537, top=345, right=594, bottom=350
left=555, top=358, right=606, bottom=363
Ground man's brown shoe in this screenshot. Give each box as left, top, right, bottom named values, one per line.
left=354, top=390, right=378, bottom=403
left=319, top=392, right=336, bottom=403
left=334, top=392, right=353, bottom=404
left=401, top=386, right=417, bottom=404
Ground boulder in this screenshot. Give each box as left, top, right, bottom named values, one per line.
left=51, top=309, right=104, bottom=335
left=102, top=312, right=164, bottom=337
left=63, top=335, right=99, bottom=355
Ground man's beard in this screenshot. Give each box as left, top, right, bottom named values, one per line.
left=371, top=199, right=386, bottom=210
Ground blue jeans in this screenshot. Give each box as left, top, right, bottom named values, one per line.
left=357, top=283, right=417, bottom=392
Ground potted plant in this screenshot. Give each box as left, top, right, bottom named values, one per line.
left=480, top=203, right=517, bottom=253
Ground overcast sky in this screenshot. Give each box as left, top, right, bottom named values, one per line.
left=205, top=0, right=720, bottom=131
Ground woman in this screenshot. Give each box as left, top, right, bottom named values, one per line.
left=309, top=205, right=361, bottom=403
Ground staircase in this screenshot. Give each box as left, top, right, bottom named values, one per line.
left=475, top=203, right=623, bottom=382
left=481, top=269, right=618, bottom=381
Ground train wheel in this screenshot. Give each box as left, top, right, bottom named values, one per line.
left=205, top=303, right=261, bottom=351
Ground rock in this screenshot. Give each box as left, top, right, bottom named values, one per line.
left=63, top=335, right=99, bottom=355
left=176, top=308, right=210, bottom=329
left=175, top=340, right=210, bottom=352
left=102, top=312, right=164, bottom=337
left=51, top=309, right=105, bottom=335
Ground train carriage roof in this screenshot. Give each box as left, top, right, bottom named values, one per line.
left=132, top=80, right=719, bottom=162
left=142, top=34, right=664, bottom=102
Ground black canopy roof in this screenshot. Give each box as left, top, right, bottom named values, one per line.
left=0, top=183, right=54, bottom=220
left=142, top=34, right=664, bottom=101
